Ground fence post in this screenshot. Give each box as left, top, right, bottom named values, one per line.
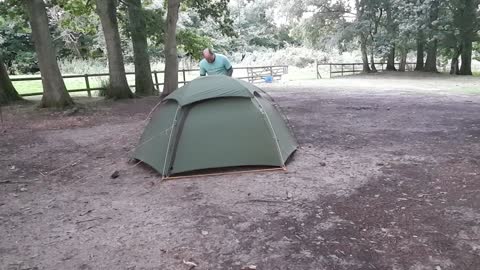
left=154, top=71, right=159, bottom=91
left=182, top=69, right=186, bottom=85
left=84, top=74, right=91, bottom=97
left=341, top=65, right=344, bottom=76
left=352, top=64, right=355, bottom=74
left=270, top=66, right=273, bottom=77
left=315, top=60, right=319, bottom=79
left=329, top=64, right=332, bottom=78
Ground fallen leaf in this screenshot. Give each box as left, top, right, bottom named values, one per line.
left=183, top=259, right=198, bottom=268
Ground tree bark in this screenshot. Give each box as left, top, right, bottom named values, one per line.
left=370, top=52, right=377, bottom=72
left=386, top=45, right=396, bottom=71
left=415, top=36, right=425, bottom=71
left=127, top=0, right=155, bottom=95
left=424, top=40, right=438, bottom=72
left=0, top=57, right=22, bottom=105
left=360, top=34, right=371, bottom=73
left=458, top=0, right=474, bottom=75
left=385, top=2, right=396, bottom=71
left=96, top=0, right=133, bottom=99
left=399, top=50, right=407, bottom=72
left=355, top=0, right=370, bottom=73
left=450, top=45, right=462, bottom=75
left=26, top=0, right=73, bottom=108
left=368, top=8, right=382, bottom=73
left=459, top=39, right=473, bottom=75
left=450, top=57, right=459, bottom=75
left=162, top=0, right=181, bottom=96
left=424, top=0, right=439, bottom=73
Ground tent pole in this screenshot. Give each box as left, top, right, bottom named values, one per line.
left=252, top=96, right=285, bottom=164
left=161, top=105, right=181, bottom=176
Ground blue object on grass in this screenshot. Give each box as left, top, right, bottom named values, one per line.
left=263, top=75, right=273, bottom=83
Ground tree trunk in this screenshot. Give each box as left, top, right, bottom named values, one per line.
left=386, top=45, right=396, bottom=71
left=415, top=36, right=425, bottom=71
left=369, top=24, right=379, bottom=73
left=162, top=0, right=181, bottom=96
left=360, top=34, right=371, bottom=73
left=355, top=0, right=370, bottom=73
left=360, top=38, right=370, bottom=73
left=26, top=0, right=73, bottom=108
left=424, top=0, right=439, bottom=73
left=450, top=57, right=459, bottom=75
left=458, top=0, right=474, bottom=75
left=424, top=40, right=438, bottom=72
left=127, top=0, right=155, bottom=95
left=450, top=45, right=462, bottom=75
left=96, top=0, right=133, bottom=99
left=0, top=57, right=22, bottom=105
left=459, top=39, right=473, bottom=75
left=385, top=3, right=396, bottom=71
left=399, top=50, right=407, bottom=72
left=370, top=50, right=377, bottom=72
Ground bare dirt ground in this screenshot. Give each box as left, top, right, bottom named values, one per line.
left=1, top=73, right=480, bottom=270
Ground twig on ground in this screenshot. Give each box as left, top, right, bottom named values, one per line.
left=0, top=180, right=30, bottom=184
left=235, top=199, right=292, bottom=204
left=75, top=217, right=103, bottom=224
left=79, top=209, right=94, bottom=216
left=44, top=155, right=88, bottom=176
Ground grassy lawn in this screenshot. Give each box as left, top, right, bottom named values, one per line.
left=12, top=77, right=90, bottom=95
left=453, top=87, right=480, bottom=95
left=12, top=75, right=107, bottom=96
left=12, top=74, right=146, bottom=96
left=286, top=66, right=317, bottom=80
left=11, top=69, right=255, bottom=96
left=11, top=70, right=206, bottom=97
left=12, top=68, right=480, bottom=97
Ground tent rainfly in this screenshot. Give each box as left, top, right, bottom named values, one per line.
left=133, top=75, right=297, bottom=178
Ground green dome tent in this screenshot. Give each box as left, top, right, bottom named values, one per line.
left=133, top=75, right=297, bottom=179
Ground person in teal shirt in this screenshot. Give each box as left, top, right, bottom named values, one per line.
left=199, top=48, right=233, bottom=77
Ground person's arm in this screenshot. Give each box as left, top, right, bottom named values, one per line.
left=200, top=62, right=207, bottom=76
left=226, top=67, right=233, bottom=77
left=224, top=58, right=233, bottom=77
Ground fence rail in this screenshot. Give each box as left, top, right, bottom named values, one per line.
left=316, top=62, right=417, bottom=78
left=246, top=66, right=289, bottom=83
left=13, top=65, right=288, bottom=97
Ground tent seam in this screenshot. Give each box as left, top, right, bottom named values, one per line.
left=253, top=96, right=285, bottom=164
left=162, top=105, right=181, bottom=177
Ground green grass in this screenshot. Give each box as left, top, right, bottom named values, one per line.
left=12, top=75, right=105, bottom=96
left=12, top=67, right=480, bottom=97
left=11, top=69, right=207, bottom=97
left=453, top=87, right=480, bottom=95
left=12, top=74, right=141, bottom=96
left=286, top=67, right=317, bottom=80
left=12, top=77, right=88, bottom=95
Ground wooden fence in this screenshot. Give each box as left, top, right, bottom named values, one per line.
left=13, top=65, right=288, bottom=97
left=246, top=66, right=289, bottom=83
left=316, top=62, right=417, bottom=78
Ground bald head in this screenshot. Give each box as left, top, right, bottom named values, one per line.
left=202, top=48, right=215, bottom=63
